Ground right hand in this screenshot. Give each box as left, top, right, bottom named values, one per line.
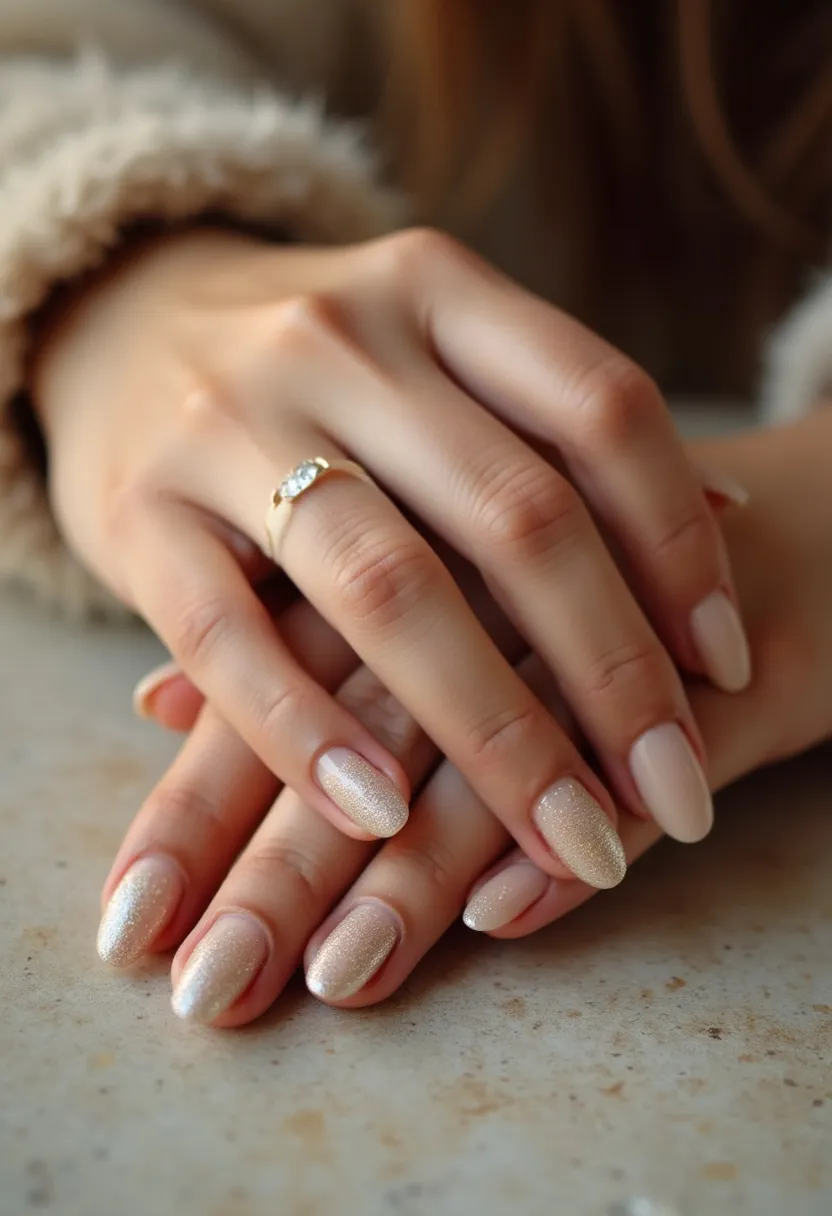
left=34, top=224, right=745, bottom=878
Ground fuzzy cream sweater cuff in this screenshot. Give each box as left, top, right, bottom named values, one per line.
left=0, top=52, right=398, bottom=615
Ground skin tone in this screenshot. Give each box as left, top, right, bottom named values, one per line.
left=34, top=226, right=750, bottom=886
left=104, top=411, right=832, bottom=1024
left=30, top=226, right=830, bottom=1025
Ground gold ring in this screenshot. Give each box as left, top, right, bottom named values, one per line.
left=264, top=457, right=377, bottom=561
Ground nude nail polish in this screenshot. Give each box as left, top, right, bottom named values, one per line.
left=306, top=902, right=400, bottom=1001
left=532, top=779, right=627, bottom=889
left=691, top=590, right=752, bottom=693
left=97, top=855, right=183, bottom=967
left=630, top=723, right=713, bottom=843
left=315, top=748, right=409, bottom=837
left=463, top=864, right=550, bottom=932
left=697, top=465, right=750, bottom=508
left=132, top=661, right=181, bottom=718
left=171, top=913, right=269, bottom=1025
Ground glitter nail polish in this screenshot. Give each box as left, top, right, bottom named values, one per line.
left=532, top=779, right=627, bottom=889
left=171, top=913, right=269, bottom=1025
left=97, top=855, right=183, bottom=967
left=463, top=864, right=550, bottom=931
left=315, top=748, right=409, bottom=837
left=306, top=902, right=400, bottom=1001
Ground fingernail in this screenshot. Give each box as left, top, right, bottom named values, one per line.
left=691, top=590, right=752, bottom=693
left=132, top=661, right=181, bottom=718
left=171, top=913, right=269, bottom=1025
left=630, top=724, right=713, bottom=843
left=463, top=864, right=550, bottom=931
left=306, top=902, right=400, bottom=1001
left=97, top=855, right=183, bottom=967
left=315, top=748, right=409, bottom=837
left=532, top=778, right=627, bottom=889
left=697, top=464, right=750, bottom=508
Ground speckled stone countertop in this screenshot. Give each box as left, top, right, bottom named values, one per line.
left=1, top=588, right=830, bottom=1216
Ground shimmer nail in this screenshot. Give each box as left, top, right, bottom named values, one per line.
left=463, top=864, right=550, bottom=932
left=132, top=661, right=181, bottom=718
left=315, top=748, right=409, bottom=837
left=171, top=913, right=269, bottom=1025
left=691, top=590, right=752, bottom=693
left=97, top=855, right=183, bottom=967
left=630, top=723, right=713, bottom=843
left=697, top=464, right=750, bottom=509
left=306, top=902, right=400, bottom=1001
left=532, top=779, right=627, bottom=888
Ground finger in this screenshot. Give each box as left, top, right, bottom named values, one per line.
left=315, top=365, right=712, bottom=844
left=408, top=234, right=751, bottom=694
left=168, top=663, right=439, bottom=1026
left=127, top=501, right=412, bottom=841
left=302, top=760, right=509, bottom=1008
left=96, top=598, right=361, bottom=967
left=463, top=810, right=662, bottom=941
left=299, top=652, right=614, bottom=1009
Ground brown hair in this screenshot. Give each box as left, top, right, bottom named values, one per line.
left=380, top=0, right=832, bottom=388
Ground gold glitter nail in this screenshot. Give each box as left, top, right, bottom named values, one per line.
left=306, top=903, right=400, bottom=1001
left=463, top=864, right=550, bottom=932
left=97, top=856, right=183, bottom=967
left=533, top=779, right=627, bottom=889
left=171, top=914, right=269, bottom=1025
left=315, top=748, right=409, bottom=837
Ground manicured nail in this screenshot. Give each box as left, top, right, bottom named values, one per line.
left=315, top=748, right=409, bottom=837
left=132, top=661, right=181, bottom=718
left=171, top=913, right=269, bottom=1025
left=531, top=778, right=627, bottom=888
left=691, top=590, right=752, bottom=693
left=97, top=855, right=183, bottom=967
left=630, top=724, right=713, bottom=843
left=306, top=902, right=400, bottom=1001
left=697, top=465, right=750, bottom=508
left=463, top=864, right=550, bottom=931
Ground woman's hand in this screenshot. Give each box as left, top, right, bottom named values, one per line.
left=97, top=411, right=832, bottom=1024
left=35, top=225, right=743, bottom=882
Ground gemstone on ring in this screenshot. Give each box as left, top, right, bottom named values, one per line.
left=277, top=457, right=331, bottom=504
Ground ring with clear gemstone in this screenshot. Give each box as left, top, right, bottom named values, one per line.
left=264, top=456, right=377, bottom=561
left=274, top=457, right=331, bottom=505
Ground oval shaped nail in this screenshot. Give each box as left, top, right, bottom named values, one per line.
left=97, top=855, right=183, bottom=967
left=532, top=778, right=627, bottom=889
left=691, top=590, right=752, bottom=694
left=463, top=864, right=550, bottom=932
left=171, top=913, right=269, bottom=1025
left=630, top=724, right=713, bottom=843
left=315, top=748, right=409, bottom=837
left=306, top=902, right=400, bottom=1002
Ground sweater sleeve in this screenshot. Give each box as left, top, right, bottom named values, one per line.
left=761, top=270, right=832, bottom=424
left=0, top=38, right=398, bottom=615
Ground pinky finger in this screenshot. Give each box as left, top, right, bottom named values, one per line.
left=463, top=814, right=663, bottom=940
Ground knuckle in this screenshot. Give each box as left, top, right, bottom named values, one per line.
left=169, top=594, right=232, bottom=670
left=239, top=840, right=327, bottom=911
left=573, top=357, right=662, bottom=450
left=255, top=679, right=313, bottom=738
left=388, top=838, right=461, bottom=904
left=473, top=459, right=581, bottom=555
left=377, top=226, right=464, bottom=277
left=581, top=640, right=669, bottom=707
left=330, top=532, right=439, bottom=633
left=339, top=674, right=420, bottom=755
left=144, top=782, right=233, bottom=851
left=266, top=291, right=345, bottom=358
left=651, top=508, right=715, bottom=567
left=464, top=700, right=541, bottom=767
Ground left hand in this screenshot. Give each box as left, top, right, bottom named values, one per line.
left=104, top=412, right=832, bottom=1024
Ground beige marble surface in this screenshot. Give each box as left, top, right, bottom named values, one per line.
left=1, top=588, right=830, bottom=1216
